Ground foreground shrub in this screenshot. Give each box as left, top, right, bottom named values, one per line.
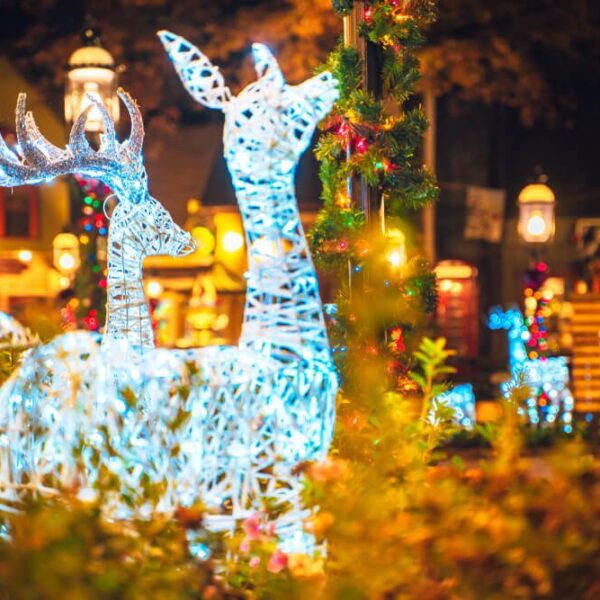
left=0, top=496, right=238, bottom=600
left=2, top=339, right=600, bottom=600
left=294, top=344, right=600, bottom=599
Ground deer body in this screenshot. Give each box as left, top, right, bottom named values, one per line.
left=488, top=306, right=573, bottom=427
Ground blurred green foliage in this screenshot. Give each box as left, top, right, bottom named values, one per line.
left=0, top=497, right=239, bottom=600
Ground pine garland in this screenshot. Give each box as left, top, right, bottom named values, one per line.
left=311, top=0, right=439, bottom=387
left=310, top=0, right=438, bottom=270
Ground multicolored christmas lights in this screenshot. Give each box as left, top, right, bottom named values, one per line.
left=310, top=0, right=438, bottom=270
left=61, top=175, right=110, bottom=333
left=523, top=261, right=550, bottom=360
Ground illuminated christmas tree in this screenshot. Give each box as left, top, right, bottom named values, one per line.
left=61, top=175, right=109, bottom=333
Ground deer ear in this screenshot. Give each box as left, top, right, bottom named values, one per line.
left=158, top=30, right=231, bottom=111
left=251, top=43, right=285, bottom=89
left=296, top=71, right=339, bottom=121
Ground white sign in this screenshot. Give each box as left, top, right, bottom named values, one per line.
left=464, top=186, right=506, bottom=243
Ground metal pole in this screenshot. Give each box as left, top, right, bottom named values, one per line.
left=423, top=85, right=437, bottom=263
left=343, top=1, right=382, bottom=226
left=343, top=2, right=361, bottom=49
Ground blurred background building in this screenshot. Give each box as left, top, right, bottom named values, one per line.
left=1, top=0, right=600, bottom=405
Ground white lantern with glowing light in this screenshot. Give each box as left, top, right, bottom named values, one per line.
left=518, top=181, right=555, bottom=244
left=65, top=28, right=119, bottom=132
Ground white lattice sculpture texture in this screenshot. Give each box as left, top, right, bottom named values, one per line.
left=0, top=312, right=37, bottom=350
left=160, top=32, right=339, bottom=529
left=0, top=40, right=339, bottom=536
left=435, top=384, right=476, bottom=429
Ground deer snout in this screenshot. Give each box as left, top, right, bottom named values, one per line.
left=169, top=229, right=196, bottom=257
left=178, top=231, right=197, bottom=256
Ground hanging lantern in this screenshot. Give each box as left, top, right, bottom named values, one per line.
left=65, top=28, right=119, bottom=132
left=53, top=233, right=81, bottom=276
left=518, top=180, right=556, bottom=244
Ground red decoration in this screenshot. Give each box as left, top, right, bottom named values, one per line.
left=355, top=137, right=368, bottom=154
left=388, top=326, right=405, bottom=353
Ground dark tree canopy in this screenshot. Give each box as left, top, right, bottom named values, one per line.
left=424, top=0, right=600, bottom=123
left=0, top=0, right=340, bottom=129
left=0, top=0, right=599, bottom=126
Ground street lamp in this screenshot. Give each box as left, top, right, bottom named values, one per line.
left=518, top=177, right=556, bottom=244
left=65, top=28, right=119, bottom=132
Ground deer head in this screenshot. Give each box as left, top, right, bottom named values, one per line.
left=488, top=305, right=524, bottom=331
left=158, top=31, right=339, bottom=179
left=0, top=90, right=195, bottom=260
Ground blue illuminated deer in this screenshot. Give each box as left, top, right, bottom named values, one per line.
left=488, top=305, right=573, bottom=428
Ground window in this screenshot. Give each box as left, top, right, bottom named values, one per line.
left=0, top=127, right=40, bottom=239
left=0, top=186, right=40, bottom=239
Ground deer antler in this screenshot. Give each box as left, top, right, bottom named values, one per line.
left=0, top=89, right=147, bottom=203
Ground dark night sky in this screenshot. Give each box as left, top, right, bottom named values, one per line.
left=1, top=0, right=599, bottom=209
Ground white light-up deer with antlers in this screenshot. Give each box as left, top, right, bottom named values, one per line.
left=0, top=41, right=339, bottom=531
left=0, top=91, right=196, bottom=350
left=0, top=90, right=206, bottom=514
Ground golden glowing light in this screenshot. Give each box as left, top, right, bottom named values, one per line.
left=147, top=279, right=163, bottom=298
left=222, top=231, right=244, bottom=253
left=17, top=250, right=32, bottom=263
left=386, top=250, right=404, bottom=268
left=525, top=296, right=538, bottom=312
left=439, top=279, right=453, bottom=292
left=192, top=226, right=216, bottom=256
left=385, top=227, right=407, bottom=269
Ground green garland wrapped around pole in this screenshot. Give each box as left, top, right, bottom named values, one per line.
left=310, top=0, right=439, bottom=390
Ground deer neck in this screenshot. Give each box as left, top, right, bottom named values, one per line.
left=103, top=223, right=154, bottom=352
left=230, top=168, right=332, bottom=366
left=507, top=322, right=528, bottom=373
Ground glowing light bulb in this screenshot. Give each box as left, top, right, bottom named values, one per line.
left=58, top=254, right=76, bottom=271
left=386, top=249, right=404, bottom=268
left=147, top=280, right=163, bottom=298
left=17, top=250, right=32, bottom=263
left=439, top=279, right=453, bottom=292
left=524, top=296, right=538, bottom=312
left=222, top=231, right=244, bottom=253
left=526, top=212, right=547, bottom=237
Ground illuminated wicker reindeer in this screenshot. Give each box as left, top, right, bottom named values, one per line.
left=0, top=91, right=200, bottom=510
left=0, top=66, right=338, bottom=529
left=0, top=90, right=195, bottom=350
left=488, top=305, right=574, bottom=428
left=159, top=31, right=338, bottom=371
left=160, top=34, right=340, bottom=535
